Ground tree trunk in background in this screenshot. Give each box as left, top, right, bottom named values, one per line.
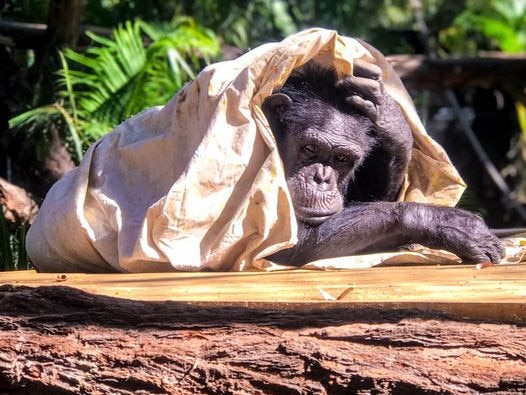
left=46, top=0, right=85, bottom=49
left=1, top=0, right=83, bottom=202
left=41, top=128, right=76, bottom=190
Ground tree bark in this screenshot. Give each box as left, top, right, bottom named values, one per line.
left=46, top=0, right=85, bottom=49
left=0, top=177, right=38, bottom=226
left=0, top=284, right=525, bottom=394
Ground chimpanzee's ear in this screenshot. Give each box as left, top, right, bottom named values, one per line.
left=262, top=93, right=293, bottom=137
left=264, top=92, right=292, bottom=109
left=262, top=93, right=292, bottom=117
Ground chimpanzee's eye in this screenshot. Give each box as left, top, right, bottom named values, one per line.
left=335, top=154, right=349, bottom=163
left=303, top=144, right=318, bottom=153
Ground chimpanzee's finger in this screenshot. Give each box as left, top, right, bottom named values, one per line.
left=489, top=238, right=506, bottom=262
left=336, top=76, right=382, bottom=105
left=486, top=247, right=503, bottom=264
left=456, top=235, right=505, bottom=264
left=345, top=95, right=378, bottom=121
left=352, top=58, right=382, bottom=81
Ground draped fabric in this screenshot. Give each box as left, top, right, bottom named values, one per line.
left=27, top=29, right=466, bottom=273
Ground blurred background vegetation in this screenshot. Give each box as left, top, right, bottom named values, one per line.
left=1, top=0, right=525, bottom=270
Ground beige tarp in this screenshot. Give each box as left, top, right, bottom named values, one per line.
left=27, top=28, right=474, bottom=273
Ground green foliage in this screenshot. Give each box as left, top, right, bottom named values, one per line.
left=172, top=0, right=299, bottom=49
left=0, top=213, right=30, bottom=271
left=171, top=0, right=458, bottom=53
left=441, top=0, right=526, bottom=54
left=8, top=104, right=79, bottom=161
left=2, top=0, right=50, bottom=23
left=85, top=0, right=177, bottom=28
left=9, top=18, right=220, bottom=159
left=80, top=1, right=467, bottom=54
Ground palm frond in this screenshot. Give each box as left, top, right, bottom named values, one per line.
left=58, top=20, right=147, bottom=125
left=53, top=103, right=83, bottom=161
left=60, top=18, right=220, bottom=125
left=9, top=18, right=220, bottom=163
left=9, top=106, right=61, bottom=130
left=58, top=51, right=78, bottom=122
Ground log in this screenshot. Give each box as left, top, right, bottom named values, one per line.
left=0, top=177, right=38, bottom=226
left=1, top=266, right=526, bottom=394
left=0, top=20, right=46, bottom=47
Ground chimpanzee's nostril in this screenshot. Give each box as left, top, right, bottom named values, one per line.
left=313, top=165, right=331, bottom=184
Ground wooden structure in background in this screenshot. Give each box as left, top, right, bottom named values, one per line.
left=1, top=264, right=525, bottom=394
left=387, top=54, right=526, bottom=94
left=2, top=18, right=525, bottom=93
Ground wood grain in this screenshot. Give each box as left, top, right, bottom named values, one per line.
left=2, top=264, right=526, bottom=323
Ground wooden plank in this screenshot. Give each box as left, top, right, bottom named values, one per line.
left=2, top=263, right=526, bottom=323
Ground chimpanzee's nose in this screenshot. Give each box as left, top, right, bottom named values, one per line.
left=313, top=164, right=331, bottom=185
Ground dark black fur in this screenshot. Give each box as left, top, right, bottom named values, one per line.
left=263, top=61, right=504, bottom=265
left=269, top=66, right=374, bottom=144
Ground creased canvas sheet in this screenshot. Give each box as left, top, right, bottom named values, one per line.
left=27, top=28, right=473, bottom=273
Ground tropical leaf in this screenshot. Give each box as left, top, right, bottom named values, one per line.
left=53, top=103, right=83, bottom=161
left=449, top=0, right=526, bottom=53
left=61, top=18, right=219, bottom=127
left=9, top=106, right=61, bottom=130
left=473, top=17, right=525, bottom=52
left=491, top=0, right=526, bottom=24
left=9, top=18, right=220, bottom=162
left=58, top=20, right=147, bottom=124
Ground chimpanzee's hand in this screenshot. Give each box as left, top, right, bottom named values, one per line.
left=335, top=59, right=412, bottom=150
left=408, top=204, right=505, bottom=264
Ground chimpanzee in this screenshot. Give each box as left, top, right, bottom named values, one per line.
left=262, top=59, right=505, bottom=265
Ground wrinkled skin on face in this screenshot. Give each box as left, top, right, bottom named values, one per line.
left=276, top=104, right=372, bottom=224
left=262, top=58, right=505, bottom=266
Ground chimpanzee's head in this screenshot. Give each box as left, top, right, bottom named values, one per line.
left=263, top=63, right=375, bottom=224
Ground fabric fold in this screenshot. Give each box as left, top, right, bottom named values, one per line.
left=27, top=28, right=466, bottom=272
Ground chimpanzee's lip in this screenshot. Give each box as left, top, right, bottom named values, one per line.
left=294, top=207, right=337, bottom=225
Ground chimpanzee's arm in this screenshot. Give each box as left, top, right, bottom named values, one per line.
left=268, top=202, right=505, bottom=265
left=336, top=59, right=413, bottom=201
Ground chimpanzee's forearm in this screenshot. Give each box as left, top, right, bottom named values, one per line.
left=268, top=202, right=504, bottom=266
left=269, top=202, right=410, bottom=264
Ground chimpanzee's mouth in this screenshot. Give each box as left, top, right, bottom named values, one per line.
left=294, top=206, right=338, bottom=225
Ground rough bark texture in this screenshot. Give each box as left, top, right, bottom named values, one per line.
left=42, top=129, right=76, bottom=184
left=0, top=284, right=525, bottom=394
left=46, top=0, right=84, bottom=48
left=0, top=177, right=38, bottom=226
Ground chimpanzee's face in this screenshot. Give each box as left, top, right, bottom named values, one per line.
left=263, top=91, right=374, bottom=224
